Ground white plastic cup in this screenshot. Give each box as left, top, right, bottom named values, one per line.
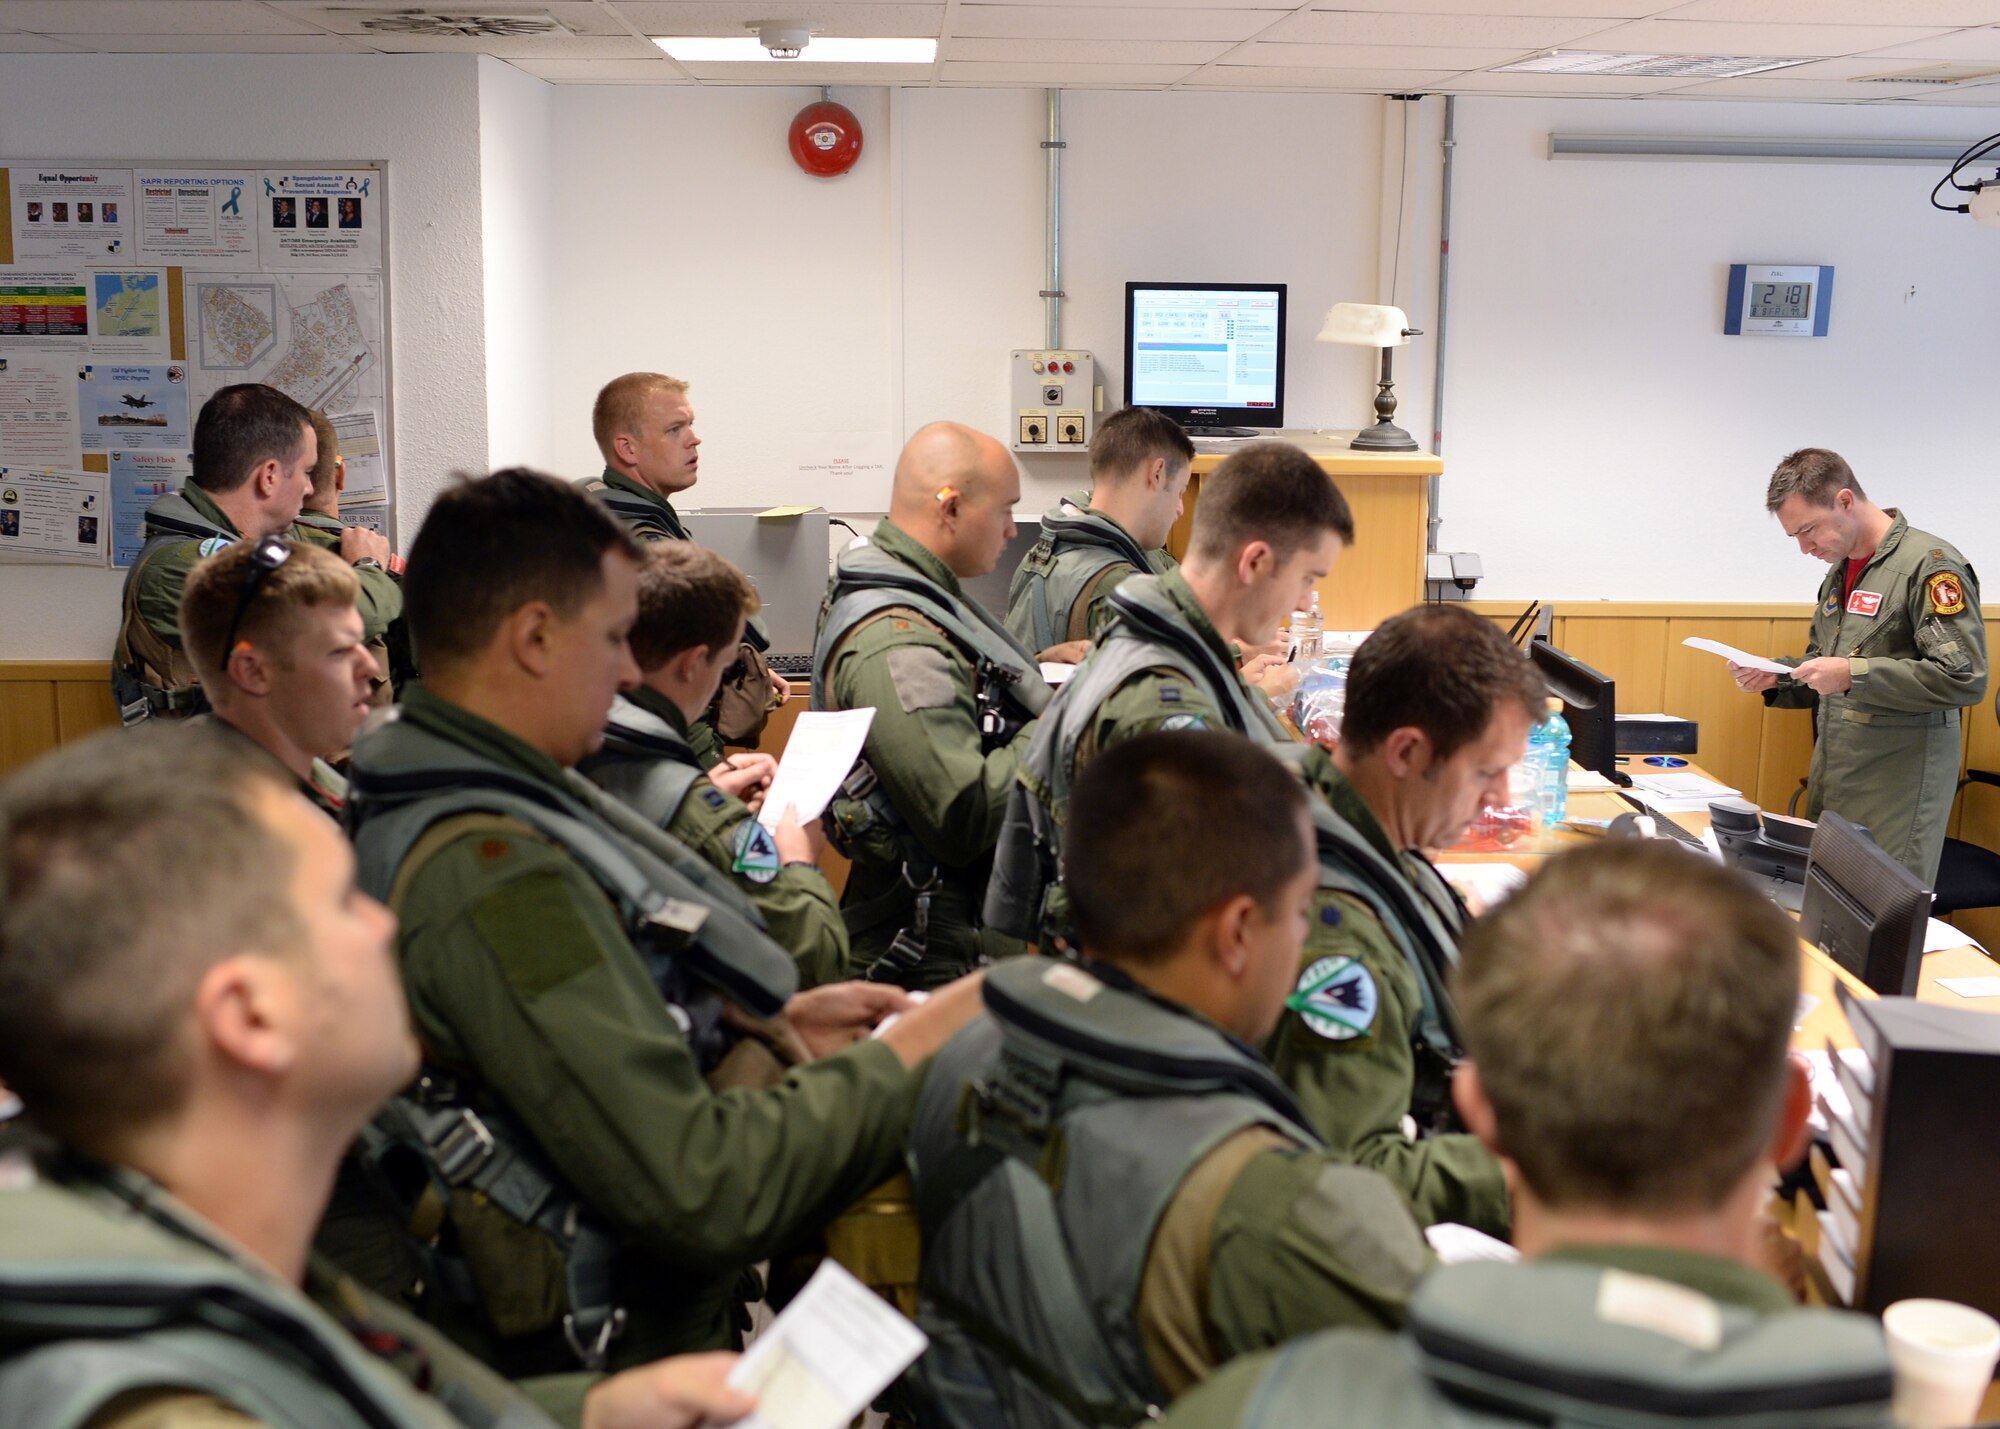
left=1883, top=1298, right=2000, bottom=1429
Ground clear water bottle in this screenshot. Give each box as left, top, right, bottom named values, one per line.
left=1529, top=709, right=1572, bottom=827
left=1289, top=592, right=1324, bottom=663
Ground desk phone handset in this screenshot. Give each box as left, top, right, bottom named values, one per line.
left=1708, top=796, right=1816, bottom=886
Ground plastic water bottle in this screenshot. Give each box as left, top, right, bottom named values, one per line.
left=1528, top=710, right=1572, bottom=827
left=1289, top=593, right=1324, bottom=663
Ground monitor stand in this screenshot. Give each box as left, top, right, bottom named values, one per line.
left=1186, top=425, right=1262, bottom=439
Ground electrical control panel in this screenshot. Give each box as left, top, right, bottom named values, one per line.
left=1011, top=349, right=1100, bottom=453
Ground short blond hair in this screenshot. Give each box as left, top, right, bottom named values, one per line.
left=593, top=372, right=689, bottom=464
left=180, top=539, right=361, bottom=683
left=306, top=408, right=340, bottom=504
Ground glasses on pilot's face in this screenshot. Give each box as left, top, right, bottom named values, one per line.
left=221, top=535, right=292, bottom=657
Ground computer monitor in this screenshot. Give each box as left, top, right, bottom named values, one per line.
left=1527, top=637, right=1617, bottom=778
left=1124, top=282, right=1287, bottom=437
left=1801, top=811, right=1928, bottom=996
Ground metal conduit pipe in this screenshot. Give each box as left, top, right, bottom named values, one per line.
left=1043, top=88, right=1065, bottom=350
left=1428, top=95, right=1456, bottom=553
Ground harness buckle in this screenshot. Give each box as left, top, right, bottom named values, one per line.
left=562, top=1306, right=628, bottom=1372
left=429, top=1109, right=498, bottom=1185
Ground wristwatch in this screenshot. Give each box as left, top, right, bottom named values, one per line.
left=353, top=556, right=383, bottom=571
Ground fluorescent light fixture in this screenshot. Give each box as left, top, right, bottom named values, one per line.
left=654, top=35, right=936, bottom=63
left=1495, top=50, right=1808, bottom=79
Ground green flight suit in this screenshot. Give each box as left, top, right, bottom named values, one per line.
left=816, top=520, right=1037, bottom=989
left=1765, top=510, right=1988, bottom=884
left=580, top=685, right=851, bottom=988
left=1268, top=766, right=1509, bottom=1239
left=356, top=686, right=920, bottom=1371
left=1004, top=494, right=1178, bottom=649
left=1163, top=1244, right=1893, bottom=1429
left=114, top=483, right=242, bottom=716
left=1018, top=568, right=1509, bottom=1235
left=290, top=510, right=404, bottom=644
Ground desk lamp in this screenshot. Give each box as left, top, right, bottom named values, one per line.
left=1317, top=302, right=1421, bottom=452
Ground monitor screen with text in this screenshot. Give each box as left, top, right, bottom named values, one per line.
left=1126, top=285, right=1285, bottom=414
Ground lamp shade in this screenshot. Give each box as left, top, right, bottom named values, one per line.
left=1316, top=302, right=1411, bottom=347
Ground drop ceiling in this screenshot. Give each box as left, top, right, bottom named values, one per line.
left=3, top=0, right=2000, bottom=100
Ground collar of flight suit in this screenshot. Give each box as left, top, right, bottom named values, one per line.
left=1540, top=1242, right=1797, bottom=1315
left=599, top=466, right=689, bottom=539
left=625, top=681, right=695, bottom=740
left=869, top=517, right=968, bottom=601
left=396, top=684, right=575, bottom=791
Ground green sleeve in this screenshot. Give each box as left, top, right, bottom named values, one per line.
left=1204, top=1148, right=1429, bottom=1357
left=686, top=718, right=727, bottom=770
left=829, top=618, right=1026, bottom=867
left=1765, top=601, right=1827, bottom=710
left=1158, top=1349, right=1276, bottom=1428
left=1850, top=560, right=1988, bottom=712
left=397, top=826, right=918, bottom=1271
left=349, top=561, right=404, bottom=644
left=1080, top=564, right=1137, bottom=640
left=1266, top=897, right=1510, bottom=1236
left=669, top=773, right=853, bottom=988
left=1090, top=668, right=1233, bottom=743
left=136, top=540, right=199, bottom=650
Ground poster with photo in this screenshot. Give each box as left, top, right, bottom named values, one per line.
left=77, top=362, right=190, bottom=452
left=135, top=169, right=258, bottom=268
left=4, top=164, right=132, bottom=262
left=108, top=449, right=191, bottom=567
left=0, top=466, right=110, bottom=566
left=258, top=170, right=382, bottom=271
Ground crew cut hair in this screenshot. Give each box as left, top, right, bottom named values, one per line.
left=1339, top=605, right=1547, bottom=763
left=1089, top=407, right=1195, bottom=484
left=593, top=372, right=690, bottom=464
left=191, top=383, right=313, bottom=495
left=179, top=539, right=360, bottom=684
left=630, top=542, right=761, bottom=671
left=1454, top=841, right=1801, bottom=1214
left=0, top=725, right=303, bottom=1153
left=1067, top=729, right=1310, bottom=965
left=1186, top=440, right=1354, bottom=564
left=1767, top=447, right=1866, bottom=512
left=305, top=408, right=341, bottom=504
left=403, top=468, right=642, bottom=675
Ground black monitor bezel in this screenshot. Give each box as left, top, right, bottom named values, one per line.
left=1122, top=281, right=1288, bottom=431
left=1527, top=636, right=1618, bottom=779
left=1801, top=810, right=1928, bottom=996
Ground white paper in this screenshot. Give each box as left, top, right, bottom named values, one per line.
left=0, top=350, right=82, bottom=469
left=1923, top=918, right=1981, bottom=954
left=108, top=449, right=190, bottom=568
left=341, top=503, right=393, bottom=540
left=1632, top=771, right=1736, bottom=800
left=1426, top=1222, right=1521, bottom=1265
left=1802, top=1049, right=1871, bottom=1131
left=726, top=1261, right=927, bottom=1429
left=782, top=431, right=894, bottom=484
left=757, top=708, right=876, bottom=832
left=187, top=272, right=384, bottom=417
left=1618, top=712, right=1685, bottom=722
left=258, top=170, right=383, bottom=272
left=1938, top=976, right=2000, bottom=999
left=6, top=163, right=133, bottom=262
left=1682, top=636, right=1790, bottom=676
left=329, top=407, right=387, bottom=504
left=77, top=362, right=190, bottom=452
left=0, top=466, right=110, bottom=566
left=1439, top=862, right=1528, bottom=911
left=1039, top=661, right=1076, bottom=685
left=85, top=269, right=170, bottom=358
left=136, top=170, right=258, bottom=267
left=1567, top=768, right=1616, bottom=792
left=0, top=268, right=88, bottom=345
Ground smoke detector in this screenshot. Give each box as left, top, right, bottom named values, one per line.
left=350, top=9, right=568, bottom=37
left=753, top=20, right=813, bottom=58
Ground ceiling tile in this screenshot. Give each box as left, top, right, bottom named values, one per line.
left=609, top=2, right=943, bottom=36
left=1267, top=12, right=1621, bottom=50
left=949, top=0, right=1291, bottom=9
left=275, top=0, right=633, bottom=36
left=1566, top=18, right=1962, bottom=58
left=1660, top=0, right=2000, bottom=24
left=355, top=31, right=662, bottom=54
left=1885, top=79, right=2000, bottom=102
left=950, top=5, right=1284, bottom=43
left=945, top=35, right=1226, bottom=63
left=46, top=29, right=370, bottom=49
left=1857, top=27, right=2000, bottom=63
left=1658, top=75, right=1949, bottom=98
left=0, top=30, right=86, bottom=49
left=1368, top=0, right=1659, bottom=14
left=676, top=57, right=934, bottom=79
left=1438, top=69, right=1694, bottom=91
left=940, top=58, right=1192, bottom=81
left=1744, top=54, right=1980, bottom=79
left=1187, top=63, right=1464, bottom=88
left=1228, top=41, right=1531, bottom=69
left=3, top=0, right=323, bottom=33
left=506, top=55, right=695, bottom=78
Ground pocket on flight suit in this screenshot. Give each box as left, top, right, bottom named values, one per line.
left=1820, top=706, right=1935, bottom=862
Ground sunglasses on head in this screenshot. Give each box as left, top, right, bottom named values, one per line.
left=221, top=535, right=293, bottom=658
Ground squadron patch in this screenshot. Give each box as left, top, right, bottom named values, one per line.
left=732, top=818, right=781, bottom=883
left=197, top=536, right=235, bottom=558
left=1845, top=590, right=1881, bottom=618
left=1928, top=571, right=1967, bottom=616
left=1160, top=713, right=1207, bottom=731
left=1822, top=590, right=1841, bottom=616
left=1288, top=955, right=1379, bottom=1042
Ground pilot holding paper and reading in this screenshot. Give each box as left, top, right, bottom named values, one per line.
left=1729, top=448, right=1986, bottom=883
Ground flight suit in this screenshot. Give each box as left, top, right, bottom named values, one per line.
left=1163, top=1244, right=1894, bottom=1429
left=813, top=521, right=1046, bottom=990
left=1004, top=494, right=1178, bottom=650
left=343, top=686, right=919, bottom=1372
left=114, top=484, right=240, bottom=719
left=1765, top=511, right=1988, bottom=884
left=579, top=685, right=852, bottom=988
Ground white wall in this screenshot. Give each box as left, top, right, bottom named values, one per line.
left=480, top=55, right=555, bottom=473
left=1442, top=95, right=2000, bottom=603
left=0, top=52, right=489, bottom=660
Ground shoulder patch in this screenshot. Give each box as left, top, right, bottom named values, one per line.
left=1288, top=954, right=1378, bottom=1041
left=196, top=535, right=235, bottom=558
left=732, top=818, right=781, bottom=884
left=887, top=644, right=958, bottom=713
left=1927, top=570, right=1968, bottom=616
left=1160, top=713, right=1208, bottom=731
left=468, top=869, right=604, bottom=998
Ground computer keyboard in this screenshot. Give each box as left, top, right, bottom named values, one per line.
left=767, top=653, right=814, bottom=678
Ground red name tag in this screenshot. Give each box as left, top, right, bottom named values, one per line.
left=1846, top=590, right=1882, bottom=617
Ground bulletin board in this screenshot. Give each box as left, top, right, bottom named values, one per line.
left=0, top=159, right=395, bottom=570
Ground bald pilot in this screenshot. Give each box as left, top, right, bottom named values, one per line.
left=812, top=423, right=1053, bottom=989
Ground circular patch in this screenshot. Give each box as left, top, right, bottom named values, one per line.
left=1928, top=571, right=1967, bottom=616
left=1288, top=955, right=1378, bottom=1042
left=1160, top=713, right=1208, bottom=731
left=197, top=535, right=235, bottom=557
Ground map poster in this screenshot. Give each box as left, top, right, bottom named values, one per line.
left=77, top=362, right=190, bottom=452
left=259, top=170, right=382, bottom=272
left=0, top=466, right=110, bottom=567
left=189, top=272, right=383, bottom=417
left=136, top=170, right=257, bottom=268
left=0, top=351, right=82, bottom=470
left=3, top=164, right=132, bottom=263
left=0, top=270, right=87, bottom=344
left=108, top=449, right=190, bottom=568
left=85, top=270, right=169, bottom=358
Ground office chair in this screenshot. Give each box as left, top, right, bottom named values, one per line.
left=1785, top=771, right=2000, bottom=917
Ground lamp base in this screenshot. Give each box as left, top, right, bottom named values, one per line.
left=1349, top=419, right=1419, bottom=452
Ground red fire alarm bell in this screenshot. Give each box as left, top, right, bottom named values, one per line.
left=789, top=100, right=863, bottom=178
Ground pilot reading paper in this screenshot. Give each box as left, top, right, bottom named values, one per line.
left=725, top=1261, right=927, bottom=1429
left=756, top=708, right=876, bottom=833
left=1681, top=636, right=1791, bottom=676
